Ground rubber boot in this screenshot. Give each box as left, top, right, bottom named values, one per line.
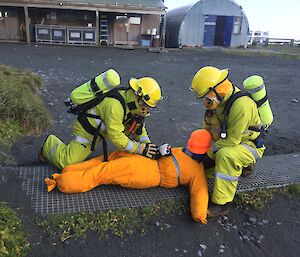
left=207, top=202, right=230, bottom=217
left=241, top=164, right=255, bottom=177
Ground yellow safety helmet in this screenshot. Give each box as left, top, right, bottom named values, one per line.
left=129, top=77, right=163, bottom=107
left=191, top=66, right=229, bottom=98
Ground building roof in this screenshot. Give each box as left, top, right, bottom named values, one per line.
left=5, top=0, right=165, bottom=8
left=60, top=0, right=165, bottom=8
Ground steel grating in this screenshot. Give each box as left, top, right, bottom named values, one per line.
left=3, top=152, right=300, bottom=215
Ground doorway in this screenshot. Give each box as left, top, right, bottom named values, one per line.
left=214, top=16, right=233, bottom=47
left=203, top=15, right=234, bottom=47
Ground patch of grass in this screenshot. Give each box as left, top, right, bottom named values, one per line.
left=0, top=202, right=30, bottom=257
left=287, top=184, right=300, bottom=195
left=0, top=120, right=24, bottom=147
left=0, top=65, right=53, bottom=136
left=37, top=199, right=186, bottom=241
left=234, top=185, right=300, bottom=210
left=220, top=48, right=300, bottom=60
left=234, top=188, right=282, bottom=210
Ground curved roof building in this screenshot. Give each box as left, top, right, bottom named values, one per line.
left=166, top=0, right=249, bottom=48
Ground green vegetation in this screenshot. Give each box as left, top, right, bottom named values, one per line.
left=0, top=202, right=30, bottom=257
left=220, top=47, right=300, bottom=60
left=287, top=184, right=300, bottom=195
left=234, top=187, right=283, bottom=210
left=234, top=184, right=300, bottom=210
left=0, top=65, right=53, bottom=163
left=0, top=65, right=53, bottom=139
left=0, top=120, right=24, bottom=147
left=37, top=199, right=186, bottom=241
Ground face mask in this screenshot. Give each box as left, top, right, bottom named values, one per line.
left=202, top=93, right=220, bottom=110
left=138, top=99, right=151, bottom=116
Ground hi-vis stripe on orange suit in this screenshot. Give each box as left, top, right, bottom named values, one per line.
left=45, top=148, right=209, bottom=224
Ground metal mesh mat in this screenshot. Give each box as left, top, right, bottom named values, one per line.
left=5, top=152, right=300, bottom=215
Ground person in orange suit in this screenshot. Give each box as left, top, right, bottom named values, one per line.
left=45, top=129, right=212, bottom=224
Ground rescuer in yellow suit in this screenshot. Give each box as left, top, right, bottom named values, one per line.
left=191, top=66, right=266, bottom=217
left=45, top=129, right=212, bottom=224
left=39, top=69, right=163, bottom=169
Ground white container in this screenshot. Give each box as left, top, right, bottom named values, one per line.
left=147, top=29, right=151, bottom=35
left=151, top=28, right=157, bottom=35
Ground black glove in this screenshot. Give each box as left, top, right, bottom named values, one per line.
left=202, top=154, right=215, bottom=169
left=140, top=143, right=159, bottom=159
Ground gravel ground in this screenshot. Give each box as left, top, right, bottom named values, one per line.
left=0, top=42, right=299, bottom=257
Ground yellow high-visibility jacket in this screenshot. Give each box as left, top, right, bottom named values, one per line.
left=45, top=148, right=209, bottom=224
left=73, top=89, right=150, bottom=153
left=204, top=86, right=265, bottom=158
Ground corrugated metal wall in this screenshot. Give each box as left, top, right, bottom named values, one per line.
left=167, top=0, right=249, bottom=48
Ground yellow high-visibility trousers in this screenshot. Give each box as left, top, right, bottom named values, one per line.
left=211, top=145, right=258, bottom=205
left=42, top=135, right=92, bottom=169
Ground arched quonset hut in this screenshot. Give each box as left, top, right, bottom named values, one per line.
left=166, top=0, right=249, bottom=48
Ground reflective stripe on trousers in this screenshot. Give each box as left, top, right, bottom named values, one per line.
left=50, top=143, right=61, bottom=164
left=241, top=143, right=260, bottom=160
left=215, top=172, right=239, bottom=182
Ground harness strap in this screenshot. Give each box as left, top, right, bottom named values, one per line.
left=220, top=91, right=252, bottom=138
left=91, top=121, right=102, bottom=152
left=90, top=77, right=100, bottom=94
left=170, top=154, right=180, bottom=185
left=77, top=90, right=127, bottom=157
left=256, top=93, right=268, bottom=107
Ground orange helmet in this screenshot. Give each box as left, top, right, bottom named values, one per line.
left=187, top=129, right=212, bottom=154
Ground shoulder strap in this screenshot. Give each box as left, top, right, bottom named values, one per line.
left=77, top=89, right=127, bottom=154
left=222, top=90, right=251, bottom=117
left=220, top=90, right=251, bottom=139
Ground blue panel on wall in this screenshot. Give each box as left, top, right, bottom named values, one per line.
left=203, top=15, right=216, bottom=46
left=224, top=16, right=234, bottom=47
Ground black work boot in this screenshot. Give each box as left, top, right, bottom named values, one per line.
left=241, top=164, right=255, bottom=177
left=207, top=202, right=230, bottom=217
left=38, top=136, right=50, bottom=163
left=38, top=148, right=48, bottom=163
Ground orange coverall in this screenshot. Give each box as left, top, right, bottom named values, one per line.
left=45, top=147, right=209, bottom=223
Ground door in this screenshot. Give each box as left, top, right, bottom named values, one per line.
left=113, top=17, right=128, bottom=45
left=214, top=16, right=233, bottom=47
left=0, top=17, right=19, bottom=40
left=224, top=16, right=234, bottom=47
left=203, top=15, right=216, bottom=46
left=127, top=24, right=141, bottom=45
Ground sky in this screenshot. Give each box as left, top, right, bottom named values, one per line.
left=164, top=0, right=300, bottom=40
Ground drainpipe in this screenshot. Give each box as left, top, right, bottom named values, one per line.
left=161, top=13, right=166, bottom=48
left=95, top=10, right=99, bottom=46
left=24, top=6, right=30, bottom=44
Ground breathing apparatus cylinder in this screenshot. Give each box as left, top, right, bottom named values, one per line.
left=243, top=75, right=273, bottom=128
left=70, top=69, right=120, bottom=105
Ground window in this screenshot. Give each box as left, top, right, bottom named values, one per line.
left=233, top=16, right=242, bottom=35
